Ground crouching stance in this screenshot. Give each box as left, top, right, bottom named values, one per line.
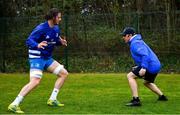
left=120, top=27, right=168, bottom=106
left=8, top=8, right=68, bottom=113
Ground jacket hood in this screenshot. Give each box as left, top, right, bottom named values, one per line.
left=128, top=34, right=142, bottom=45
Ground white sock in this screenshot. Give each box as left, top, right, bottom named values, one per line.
left=49, top=88, right=59, bottom=100
left=11, top=95, right=24, bottom=106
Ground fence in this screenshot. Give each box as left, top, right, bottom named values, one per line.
left=0, top=12, right=180, bottom=73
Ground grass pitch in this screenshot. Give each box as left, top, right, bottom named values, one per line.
left=0, top=73, right=179, bottom=114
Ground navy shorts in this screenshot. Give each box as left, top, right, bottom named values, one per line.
left=132, top=66, right=157, bottom=83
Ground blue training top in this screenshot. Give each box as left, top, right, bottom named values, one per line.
left=26, top=21, right=62, bottom=59
left=128, top=34, right=161, bottom=74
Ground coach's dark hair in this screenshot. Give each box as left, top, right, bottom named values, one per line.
left=45, top=8, right=60, bottom=20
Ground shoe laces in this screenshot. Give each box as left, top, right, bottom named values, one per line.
left=53, top=100, right=60, bottom=104
left=130, top=99, right=140, bottom=103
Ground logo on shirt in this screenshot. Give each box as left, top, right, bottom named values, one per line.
left=56, top=33, right=59, bottom=37
left=35, top=63, right=40, bottom=67
left=46, top=35, right=50, bottom=39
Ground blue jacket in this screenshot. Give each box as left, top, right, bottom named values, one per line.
left=26, top=21, right=62, bottom=59
left=128, top=34, right=161, bottom=74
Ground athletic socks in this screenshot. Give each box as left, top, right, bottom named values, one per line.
left=49, top=88, right=59, bottom=100
left=11, top=88, right=60, bottom=106
left=11, top=95, right=24, bottom=106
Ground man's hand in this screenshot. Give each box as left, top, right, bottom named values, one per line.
left=38, top=41, right=47, bottom=49
left=60, top=36, right=67, bottom=46
left=139, top=68, right=146, bottom=76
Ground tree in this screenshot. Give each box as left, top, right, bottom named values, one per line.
left=165, top=0, right=175, bottom=54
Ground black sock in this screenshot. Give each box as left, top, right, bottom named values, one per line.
left=133, top=97, right=140, bottom=101
left=160, top=95, right=165, bottom=97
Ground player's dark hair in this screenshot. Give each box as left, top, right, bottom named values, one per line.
left=45, top=8, right=60, bottom=20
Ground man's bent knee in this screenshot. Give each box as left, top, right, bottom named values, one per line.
left=58, top=69, right=69, bottom=78
left=143, top=81, right=150, bottom=86
left=127, top=72, right=136, bottom=80
left=53, top=65, right=64, bottom=75
left=58, top=69, right=68, bottom=78
left=30, top=77, right=41, bottom=86
left=52, top=64, right=68, bottom=79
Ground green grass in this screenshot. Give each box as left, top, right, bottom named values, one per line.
left=0, top=73, right=180, bottom=114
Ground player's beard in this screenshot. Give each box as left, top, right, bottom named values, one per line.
left=53, top=19, right=59, bottom=25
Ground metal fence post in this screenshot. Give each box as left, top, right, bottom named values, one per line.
left=0, top=18, right=6, bottom=73
left=64, top=13, right=69, bottom=71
